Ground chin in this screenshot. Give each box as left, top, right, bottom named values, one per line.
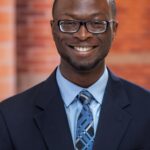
left=69, top=58, right=104, bottom=72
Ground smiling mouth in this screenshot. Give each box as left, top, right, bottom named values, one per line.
left=69, top=45, right=97, bottom=52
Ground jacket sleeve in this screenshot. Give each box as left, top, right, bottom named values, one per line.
left=0, top=110, right=14, bottom=150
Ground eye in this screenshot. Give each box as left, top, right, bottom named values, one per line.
left=59, top=20, right=79, bottom=32
left=89, top=21, right=106, bottom=28
left=60, top=20, right=78, bottom=28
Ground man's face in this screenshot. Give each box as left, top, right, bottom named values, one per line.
left=52, top=0, right=117, bottom=72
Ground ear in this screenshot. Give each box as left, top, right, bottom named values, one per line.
left=113, top=21, right=118, bottom=33
left=111, top=21, right=118, bottom=40
left=50, top=20, right=54, bottom=27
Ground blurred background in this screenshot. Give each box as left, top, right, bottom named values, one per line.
left=0, top=0, right=150, bottom=101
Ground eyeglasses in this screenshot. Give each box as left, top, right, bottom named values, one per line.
left=52, top=20, right=114, bottom=34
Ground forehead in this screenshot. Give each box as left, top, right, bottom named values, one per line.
left=53, top=0, right=110, bottom=19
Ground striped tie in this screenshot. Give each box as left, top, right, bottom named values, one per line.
left=75, top=90, right=95, bottom=150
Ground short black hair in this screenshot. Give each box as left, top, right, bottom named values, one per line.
left=109, top=0, right=117, bottom=19
left=52, top=0, right=117, bottom=19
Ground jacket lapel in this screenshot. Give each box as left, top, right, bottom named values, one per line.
left=33, top=69, right=132, bottom=150
left=33, top=70, right=74, bottom=150
left=93, top=71, right=132, bottom=150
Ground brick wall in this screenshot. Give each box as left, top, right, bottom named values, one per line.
left=0, top=0, right=150, bottom=101
left=107, top=0, right=150, bottom=89
left=0, top=0, right=16, bottom=100
left=16, top=0, right=59, bottom=92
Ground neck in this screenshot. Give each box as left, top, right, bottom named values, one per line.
left=59, top=62, right=105, bottom=88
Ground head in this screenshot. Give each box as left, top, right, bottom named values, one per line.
left=52, top=0, right=117, bottom=19
left=51, top=0, right=118, bottom=74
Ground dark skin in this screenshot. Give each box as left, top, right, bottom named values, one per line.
left=51, top=0, right=118, bottom=87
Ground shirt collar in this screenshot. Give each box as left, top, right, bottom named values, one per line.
left=56, top=66, right=108, bottom=107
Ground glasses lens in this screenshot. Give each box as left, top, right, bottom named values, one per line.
left=87, top=21, right=107, bottom=33
left=59, top=20, right=79, bottom=33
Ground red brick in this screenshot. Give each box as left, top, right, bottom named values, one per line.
left=0, top=0, right=13, bottom=6
left=0, top=12, right=13, bottom=24
left=0, top=28, right=14, bottom=41
left=0, top=0, right=16, bottom=100
left=0, top=82, right=16, bottom=101
left=0, top=0, right=150, bottom=100
left=114, top=0, right=150, bottom=53
left=108, top=64, right=150, bottom=90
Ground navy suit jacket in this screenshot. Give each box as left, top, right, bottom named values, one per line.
left=0, top=69, right=150, bottom=150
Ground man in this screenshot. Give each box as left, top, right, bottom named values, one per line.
left=0, top=0, right=150, bottom=149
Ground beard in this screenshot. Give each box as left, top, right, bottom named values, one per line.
left=54, top=34, right=111, bottom=73
left=60, top=51, right=107, bottom=73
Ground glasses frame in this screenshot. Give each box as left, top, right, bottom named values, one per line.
left=51, top=19, right=115, bottom=34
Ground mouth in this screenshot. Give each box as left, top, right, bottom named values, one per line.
left=69, top=45, right=97, bottom=52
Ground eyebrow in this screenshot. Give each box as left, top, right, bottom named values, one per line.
left=62, top=12, right=108, bottom=19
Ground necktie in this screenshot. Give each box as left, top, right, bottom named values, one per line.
left=75, top=90, right=95, bottom=150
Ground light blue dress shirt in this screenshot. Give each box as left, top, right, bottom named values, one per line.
left=56, top=67, right=108, bottom=145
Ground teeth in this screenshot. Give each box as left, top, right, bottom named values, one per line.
left=74, top=46, right=92, bottom=52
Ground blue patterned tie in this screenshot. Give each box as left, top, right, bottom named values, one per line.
left=75, top=90, right=95, bottom=150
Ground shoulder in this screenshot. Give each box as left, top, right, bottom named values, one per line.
left=0, top=69, right=57, bottom=113
left=116, top=76, right=150, bottom=113
left=119, top=77, right=150, bottom=98
left=0, top=68, right=58, bottom=118
left=108, top=69, right=150, bottom=98
left=108, top=70, right=150, bottom=111
left=0, top=81, right=45, bottom=114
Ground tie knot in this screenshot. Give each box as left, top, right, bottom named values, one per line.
left=78, top=90, right=93, bottom=105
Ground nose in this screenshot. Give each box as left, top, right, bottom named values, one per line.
left=73, top=25, right=93, bottom=41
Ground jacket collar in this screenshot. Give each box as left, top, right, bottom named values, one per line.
left=34, top=69, right=74, bottom=149
left=93, top=69, right=132, bottom=150
left=33, top=68, right=132, bottom=150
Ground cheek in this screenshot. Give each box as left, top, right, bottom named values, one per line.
left=53, top=29, right=62, bottom=42
left=53, top=30, right=69, bottom=46
left=97, top=32, right=113, bottom=49
left=53, top=32, right=64, bottom=50
left=52, top=30, right=72, bottom=55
